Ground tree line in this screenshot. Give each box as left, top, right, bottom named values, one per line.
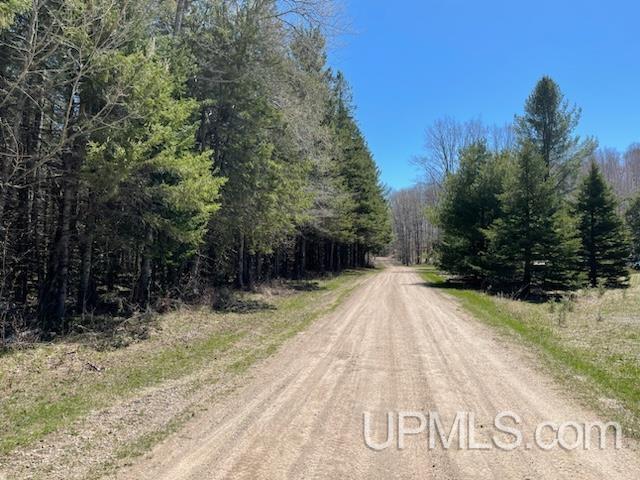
left=389, top=183, right=437, bottom=265
left=402, top=76, right=640, bottom=294
left=0, top=0, right=391, bottom=336
left=391, top=117, right=515, bottom=266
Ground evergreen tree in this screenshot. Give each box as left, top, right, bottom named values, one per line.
left=329, top=73, right=392, bottom=264
left=485, top=142, right=581, bottom=293
left=436, top=142, right=505, bottom=278
left=574, top=163, right=630, bottom=287
left=627, top=195, right=640, bottom=261
left=0, top=0, right=28, bottom=30
left=515, top=76, right=595, bottom=192
left=0, top=0, right=391, bottom=333
left=84, top=50, right=224, bottom=307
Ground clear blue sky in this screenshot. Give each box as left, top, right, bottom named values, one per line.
left=327, top=0, right=640, bottom=189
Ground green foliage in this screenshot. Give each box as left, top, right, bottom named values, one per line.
left=432, top=77, right=634, bottom=295
left=627, top=195, right=640, bottom=260
left=485, top=142, right=581, bottom=291
left=330, top=88, right=392, bottom=253
left=84, top=49, right=224, bottom=263
left=436, top=142, right=505, bottom=277
left=0, top=0, right=391, bottom=328
left=573, top=162, right=630, bottom=287
left=186, top=4, right=390, bottom=281
left=434, top=136, right=582, bottom=292
left=0, top=0, right=29, bottom=30
left=515, top=76, right=596, bottom=192
left=186, top=4, right=315, bottom=274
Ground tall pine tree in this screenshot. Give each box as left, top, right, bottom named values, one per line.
left=515, top=76, right=595, bottom=192
left=574, top=163, right=630, bottom=287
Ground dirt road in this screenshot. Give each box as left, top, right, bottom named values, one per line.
left=120, top=265, right=639, bottom=479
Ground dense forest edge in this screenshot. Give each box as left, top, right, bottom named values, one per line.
left=0, top=0, right=392, bottom=342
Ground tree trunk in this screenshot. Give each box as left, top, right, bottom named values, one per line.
left=256, top=253, right=263, bottom=284
left=135, top=228, right=154, bottom=309
left=237, top=233, right=245, bottom=289
left=298, top=236, right=306, bottom=279
left=77, top=206, right=95, bottom=315
left=39, top=150, right=78, bottom=332
left=589, top=211, right=597, bottom=287
left=174, top=0, right=189, bottom=36
left=329, top=241, right=335, bottom=272
left=188, top=251, right=202, bottom=297
left=522, top=252, right=532, bottom=297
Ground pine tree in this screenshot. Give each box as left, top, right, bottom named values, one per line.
left=515, top=76, right=595, bottom=192
left=485, top=142, right=581, bottom=293
left=0, top=0, right=391, bottom=332
left=436, top=142, right=505, bottom=278
left=627, top=195, right=640, bottom=262
left=574, top=163, right=630, bottom=287
left=84, top=50, right=224, bottom=307
left=0, top=0, right=28, bottom=30
left=327, top=72, right=392, bottom=267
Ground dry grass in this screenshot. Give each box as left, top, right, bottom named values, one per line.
left=419, top=266, right=640, bottom=438
left=493, top=274, right=640, bottom=432
left=0, top=269, right=369, bottom=478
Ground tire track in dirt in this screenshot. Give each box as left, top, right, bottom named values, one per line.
left=119, top=265, right=640, bottom=480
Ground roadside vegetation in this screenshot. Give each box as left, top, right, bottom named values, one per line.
left=432, top=77, right=634, bottom=293
left=396, top=75, right=639, bottom=435
left=418, top=265, right=640, bottom=438
left=0, top=268, right=369, bottom=476
left=0, top=0, right=391, bottom=343
left=395, top=78, right=640, bottom=288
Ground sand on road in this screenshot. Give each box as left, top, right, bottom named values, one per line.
left=119, top=265, right=639, bottom=479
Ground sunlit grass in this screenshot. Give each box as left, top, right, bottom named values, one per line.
left=0, top=269, right=370, bottom=457
left=417, top=265, right=640, bottom=437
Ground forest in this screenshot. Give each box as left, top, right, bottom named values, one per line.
left=392, top=76, right=640, bottom=294
left=1, top=3, right=640, bottom=479
left=0, top=0, right=392, bottom=338
left=2, top=0, right=638, bottom=343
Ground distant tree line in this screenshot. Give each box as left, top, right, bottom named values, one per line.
left=593, top=145, right=640, bottom=208
left=389, top=116, right=516, bottom=266
left=389, top=184, right=438, bottom=265
left=405, top=76, right=639, bottom=294
left=0, top=0, right=391, bottom=336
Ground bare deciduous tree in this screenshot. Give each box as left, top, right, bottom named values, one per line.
left=390, top=184, right=438, bottom=265
left=412, top=116, right=513, bottom=186
left=592, top=144, right=640, bottom=210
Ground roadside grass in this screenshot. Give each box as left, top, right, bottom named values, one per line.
left=417, top=265, right=640, bottom=437
left=0, top=269, right=370, bottom=458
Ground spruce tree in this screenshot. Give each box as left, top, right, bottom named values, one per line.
left=329, top=72, right=392, bottom=264
left=485, top=142, right=580, bottom=293
left=574, top=163, right=630, bottom=287
left=436, top=142, right=505, bottom=278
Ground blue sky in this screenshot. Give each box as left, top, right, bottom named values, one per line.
left=327, top=0, right=640, bottom=189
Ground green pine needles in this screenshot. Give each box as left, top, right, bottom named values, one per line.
left=436, top=77, right=631, bottom=294
left=574, top=162, right=630, bottom=287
